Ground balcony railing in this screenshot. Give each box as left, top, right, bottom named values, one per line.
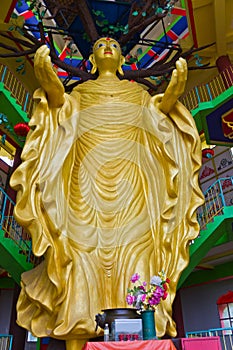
left=0, top=335, right=13, bottom=350
left=197, top=176, right=233, bottom=231
left=0, top=188, right=39, bottom=265
left=186, top=327, right=233, bottom=350
left=0, top=64, right=33, bottom=116
left=180, top=66, right=233, bottom=111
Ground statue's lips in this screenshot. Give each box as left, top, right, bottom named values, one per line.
left=104, top=51, right=113, bottom=55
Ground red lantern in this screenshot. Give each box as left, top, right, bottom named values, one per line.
left=202, top=148, right=215, bottom=159
left=14, top=123, right=30, bottom=137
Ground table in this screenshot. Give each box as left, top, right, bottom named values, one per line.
left=82, top=340, right=177, bottom=350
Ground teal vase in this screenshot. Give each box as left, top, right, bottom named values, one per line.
left=141, top=310, right=157, bottom=340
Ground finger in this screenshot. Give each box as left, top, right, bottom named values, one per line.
left=167, top=69, right=178, bottom=90
left=34, top=46, right=58, bottom=83
left=34, top=45, right=50, bottom=68
left=35, top=46, right=52, bottom=76
left=175, top=59, right=187, bottom=94
left=176, top=58, right=187, bottom=82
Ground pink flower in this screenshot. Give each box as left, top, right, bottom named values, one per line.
left=139, top=285, right=145, bottom=291
left=141, top=294, right=146, bottom=302
left=153, top=286, right=164, bottom=298
left=126, top=294, right=136, bottom=305
left=149, top=296, right=160, bottom=305
left=130, top=273, right=140, bottom=283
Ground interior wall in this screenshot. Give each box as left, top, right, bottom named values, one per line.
left=180, top=278, right=233, bottom=333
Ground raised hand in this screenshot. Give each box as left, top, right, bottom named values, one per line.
left=158, top=57, right=187, bottom=115
left=34, top=45, right=65, bottom=107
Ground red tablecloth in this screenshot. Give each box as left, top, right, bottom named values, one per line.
left=82, top=340, right=177, bottom=350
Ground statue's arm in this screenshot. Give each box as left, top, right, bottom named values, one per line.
left=34, top=45, right=65, bottom=108
left=157, top=58, right=187, bottom=115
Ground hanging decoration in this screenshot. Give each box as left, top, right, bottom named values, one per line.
left=202, top=148, right=215, bottom=159
left=14, top=123, right=30, bottom=137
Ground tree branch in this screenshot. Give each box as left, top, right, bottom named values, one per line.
left=120, top=0, right=178, bottom=46
left=181, top=42, right=216, bottom=58
left=0, top=41, right=19, bottom=53
left=0, top=0, right=217, bottom=90
left=0, top=32, right=35, bottom=49
left=72, top=0, right=99, bottom=43
left=0, top=48, right=37, bottom=58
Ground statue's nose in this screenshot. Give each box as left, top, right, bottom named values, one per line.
left=105, top=41, right=111, bottom=50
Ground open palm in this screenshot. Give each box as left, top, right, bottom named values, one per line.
left=34, top=45, right=65, bottom=107
left=159, top=58, right=187, bottom=115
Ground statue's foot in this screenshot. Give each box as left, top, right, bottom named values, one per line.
left=66, top=339, right=87, bottom=350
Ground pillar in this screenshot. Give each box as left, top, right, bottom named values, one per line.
left=216, top=55, right=233, bottom=88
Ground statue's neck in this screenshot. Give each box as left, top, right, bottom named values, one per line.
left=97, top=71, right=120, bottom=81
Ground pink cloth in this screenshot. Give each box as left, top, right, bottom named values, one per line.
left=82, top=339, right=177, bottom=350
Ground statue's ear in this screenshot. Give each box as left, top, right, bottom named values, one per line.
left=117, top=55, right=125, bottom=76
left=89, top=54, right=97, bottom=74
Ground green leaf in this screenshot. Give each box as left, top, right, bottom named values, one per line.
left=129, top=58, right=137, bottom=63
left=82, top=33, right=90, bottom=42
left=156, top=7, right=163, bottom=14
left=16, top=27, right=24, bottom=35
left=8, top=26, right=15, bottom=31
left=11, top=13, right=18, bottom=19
left=123, top=24, right=129, bottom=34
left=142, top=12, right=147, bottom=17
left=96, top=20, right=105, bottom=27
left=132, top=11, right=139, bottom=16
left=92, top=10, right=105, bottom=17
left=137, top=47, right=143, bottom=55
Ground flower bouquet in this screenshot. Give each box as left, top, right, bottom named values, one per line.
left=126, top=272, right=170, bottom=312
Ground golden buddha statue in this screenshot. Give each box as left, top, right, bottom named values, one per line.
left=10, top=37, right=204, bottom=350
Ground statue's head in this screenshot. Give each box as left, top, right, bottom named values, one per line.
left=89, top=37, right=125, bottom=76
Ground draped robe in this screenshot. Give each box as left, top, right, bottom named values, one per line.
left=10, top=78, right=204, bottom=340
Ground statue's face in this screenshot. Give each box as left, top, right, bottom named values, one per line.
left=92, top=37, right=122, bottom=71
left=93, top=37, right=121, bottom=55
